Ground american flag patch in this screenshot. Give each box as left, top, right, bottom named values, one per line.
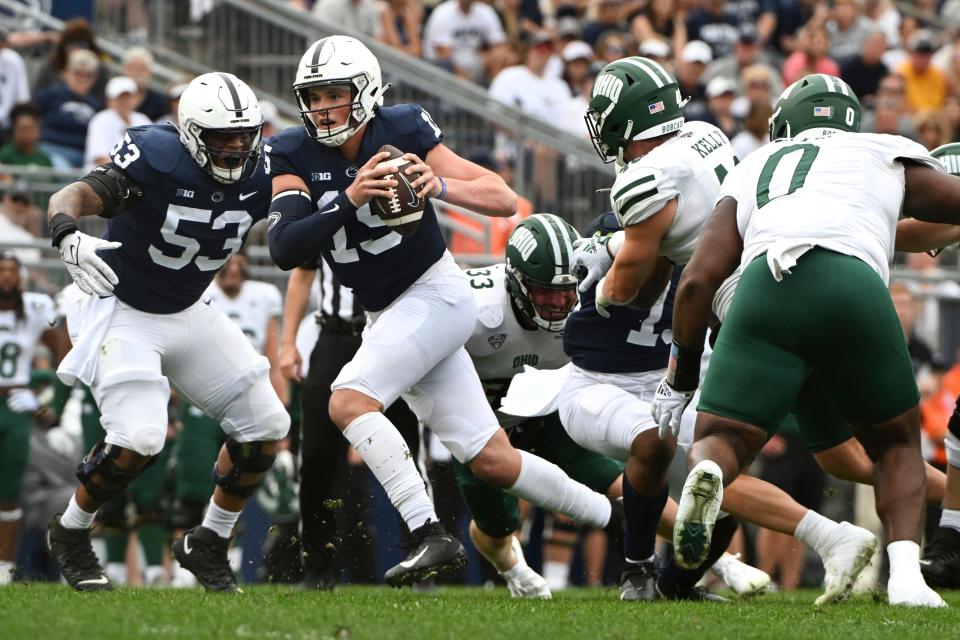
left=813, top=106, right=833, bottom=117
left=648, top=101, right=665, bottom=114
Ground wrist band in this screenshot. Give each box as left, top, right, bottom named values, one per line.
left=666, top=339, right=703, bottom=392
left=50, top=213, right=79, bottom=248
left=437, top=176, right=447, bottom=201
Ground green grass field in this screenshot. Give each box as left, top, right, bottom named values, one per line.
left=3, top=586, right=960, bottom=640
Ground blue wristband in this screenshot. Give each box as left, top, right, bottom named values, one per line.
left=437, top=176, right=447, bottom=201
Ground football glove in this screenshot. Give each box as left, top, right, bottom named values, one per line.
left=7, top=388, right=39, bottom=414
left=59, top=230, right=122, bottom=297
left=652, top=378, right=694, bottom=439
left=571, top=235, right=613, bottom=293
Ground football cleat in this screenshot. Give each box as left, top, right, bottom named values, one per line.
left=674, top=461, right=724, bottom=569
left=172, top=526, right=241, bottom=593
left=814, top=521, right=877, bottom=606
left=46, top=515, right=112, bottom=592
left=384, top=520, right=466, bottom=588
left=500, top=537, right=551, bottom=599
left=711, top=552, right=771, bottom=597
left=620, top=556, right=660, bottom=602
left=921, top=526, right=960, bottom=589
left=888, top=574, right=947, bottom=608
left=656, top=580, right=730, bottom=602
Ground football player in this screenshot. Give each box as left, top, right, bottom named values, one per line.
left=0, top=252, right=65, bottom=585
left=656, top=74, right=960, bottom=607
left=267, top=36, right=619, bottom=587
left=46, top=72, right=289, bottom=593
left=169, top=253, right=286, bottom=586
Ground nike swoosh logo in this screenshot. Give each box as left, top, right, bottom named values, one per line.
left=919, top=559, right=932, bottom=566
left=320, top=204, right=339, bottom=215
left=77, top=575, right=110, bottom=586
left=183, top=535, right=193, bottom=555
left=239, top=191, right=257, bottom=201
left=398, top=547, right=428, bottom=569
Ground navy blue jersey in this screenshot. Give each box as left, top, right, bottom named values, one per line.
left=265, top=104, right=447, bottom=312
left=102, top=123, right=272, bottom=313
left=564, top=211, right=680, bottom=373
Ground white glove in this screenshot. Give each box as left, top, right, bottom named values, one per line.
left=571, top=235, right=613, bottom=293
left=652, top=379, right=695, bottom=439
left=46, top=425, right=78, bottom=458
left=7, top=388, right=39, bottom=414
left=59, top=230, right=122, bottom=297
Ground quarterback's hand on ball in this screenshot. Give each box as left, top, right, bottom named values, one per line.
left=401, top=153, right=441, bottom=199
left=7, top=388, right=39, bottom=414
left=59, top=230, right=122, bottom=297
left=571, top=235, right=613, bottom=293
left=345, top=151, right=397, bottom=208
left=652, top=379, right=694, bottom=439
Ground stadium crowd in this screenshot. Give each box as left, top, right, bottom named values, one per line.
left=0, top=0, right=959, bottom=596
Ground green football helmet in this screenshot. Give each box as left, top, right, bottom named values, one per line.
left=505, top=213, right=580, bottom=332
left=932, top=143, right=960, bottom=176
left=768, top=74, right=862, bottom=140
left=585, top=56, right=685, bottom=165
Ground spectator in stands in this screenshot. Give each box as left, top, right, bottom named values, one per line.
left=499, top=0, right=548, bottom=45
left=840, top=29, right=888, bottom=105
left=730, top=99, right=772, bottom=159
left=915, top=111, right=953, bottom=153
left=630, top=0, right=687, bottom=58
left=732, top=64, right=776, bottom=119
left=595, top=30, right=632, bottom=65
left=760, top=0, right=823, bottom=56
left=0, top=183, right=42, bottom=238
left=639, top=37, right=672, bottom=71
left=32, top=18, right=108, bottom=99
left=0, top=26, right=29, bottom=136
left=260, top=100, right=281, bottom=138
left=685, top=0, right=740, bottom=60
left=378, top=0, right=423, bottom=57
left=676, top=40, right=711, bottom=123
left=423, top=0, right=512, bottom=84
left=0, top=104, right=52, bottom=169
left=898, top=30, right=948, bottom=114
left=0, top=187, right=39, bottom=264
left=865, top=98, right=915, bottom=138
left=155, top=82, right=187, bottom=126
left=826, top=0, right=871, bottom=65
left=489, top=30, right=572, bottom=123
left=312, top=0, right=379, bottom=37
left=560, top=40, right=594, bottom=97
left=782, top=25, right=840, bottom=85
left=122, top=48, right=167, bottom=122
left=582, top=0, right=629, bottom=48
left=703, top=23, right=780, bottom=97
left=84, top=76, right=151, bottom=168
left=862, top=0, right=902, bottom=49
left=704, top=75, right=738, bottom=139
left=35, top=49, right=103, bottom=169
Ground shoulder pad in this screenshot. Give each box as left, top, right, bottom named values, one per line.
left=611, top=164, right=680, bottom=226
left=266, top=125, right=310, bottom=154
left=127, top=123, right=186, bottom=174
left=378, top=104, right=423, bottom=136
left=477, top=303, right=504, bottom=330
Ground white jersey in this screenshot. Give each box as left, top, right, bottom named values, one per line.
left=205, top=280, right=282, bottom=354
left=0, top=292, right=57, bottom=387
left=463, top=263, right=569, bottom=427
left=611, top=120, right=736, bottom=265
left=719, top=131, right=940, bottom=285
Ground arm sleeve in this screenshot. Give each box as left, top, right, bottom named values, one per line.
left=610, top=165, right=681, bottom=226
left=267, top=191, right=357, bottom=270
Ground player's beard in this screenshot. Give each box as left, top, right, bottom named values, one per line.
left=0, top=287, right=20, bottom=303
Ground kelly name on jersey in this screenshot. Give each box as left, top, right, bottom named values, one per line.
left=0, top=292, right=57, bottom=386
left=103, top=123, right=272, bottom=314
left=265, top=104, right=447, bottom=312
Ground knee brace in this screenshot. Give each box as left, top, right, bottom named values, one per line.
left=212, top=438, right=277, bottom=498
left=76, top=441, right=155, bottom=504
left=168, top=498, right=206, bottom=531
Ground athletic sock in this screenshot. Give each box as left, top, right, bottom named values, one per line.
left=201, top=498, right=240, bottom=539
left=888, top=540, right=923, bottom=581
left=60, top=495, right=96, bottom=530
left=622, top=476, right=668, bottom=563
left=793, top=510, right=840, bottom=557
left=344, top=412, right=437, bottom=531
left=507, top=450, right=611, bottom=529
left=939, top=508, right=960, bottom=534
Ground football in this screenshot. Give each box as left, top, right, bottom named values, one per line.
left=369, top=144, right=424, bottom=236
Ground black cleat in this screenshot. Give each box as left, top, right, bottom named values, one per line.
left=921, top=526, right=960, bottom=589
left=46, top=515, right=112, bottom=592
left=657, top=579, right=730, bottom=602
left=172, top=526, right=240, bottom=593
left=620, top=557, right=660, bottom=602
left=384, top=520, right=466, bottom=588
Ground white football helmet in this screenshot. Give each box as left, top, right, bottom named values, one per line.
left=178, top=72, right=263, bottom=184
left=293, top=36, right=387, bottom=147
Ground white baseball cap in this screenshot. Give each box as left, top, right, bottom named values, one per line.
left=706, top=76, right=737, bottom=98
left=562, top=41, right=594, bottom=63
left=639, top=39, right=670, bottom=59
left=106, top=75, right=138, bottom=99
left=682, top=40, right=713, bottom=65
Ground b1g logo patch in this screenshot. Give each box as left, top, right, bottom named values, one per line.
left=488, top=333, right=507, bottom=350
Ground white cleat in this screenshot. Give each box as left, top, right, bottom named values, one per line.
left=499, top=537, right=551, bottom=599
left=888, top=576, right=947, bottom=608
left=711, top=552, right=770, bottom=597
left=674, top=460, right=724, bottom=569
left=815, top=522, right=878, bottom=606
